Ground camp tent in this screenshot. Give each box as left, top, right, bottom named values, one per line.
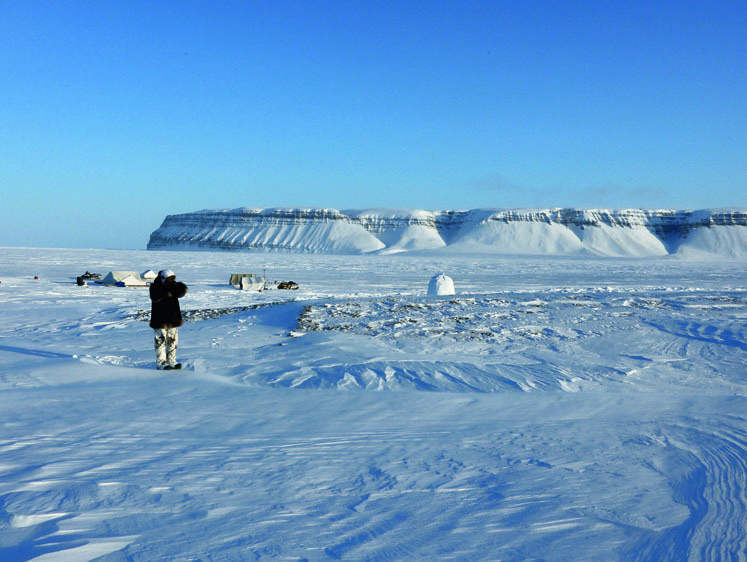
left=102, top=271, right=148, bottom=287
left=141, top=269, right=158, bottom=280
left=229, top=273, right=266, bottom=291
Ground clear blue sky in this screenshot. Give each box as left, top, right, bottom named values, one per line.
left=1, top=0, right=745, bottom=248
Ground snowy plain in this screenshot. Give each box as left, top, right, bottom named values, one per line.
left=0, top=247, right=746, bottom=561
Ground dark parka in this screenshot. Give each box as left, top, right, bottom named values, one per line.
left=149, top=277, right=186, bottom=329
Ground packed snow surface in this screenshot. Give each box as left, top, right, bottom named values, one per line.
left=1, top=247, right=746, bottom=560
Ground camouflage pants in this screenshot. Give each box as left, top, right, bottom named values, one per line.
left=154, top=327, right=178, bottom=368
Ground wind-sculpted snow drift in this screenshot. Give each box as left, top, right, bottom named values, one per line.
left=147, top=207, right=747, bottom=257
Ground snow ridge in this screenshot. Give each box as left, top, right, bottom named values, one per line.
left=147, top=207, right=747, bottom=257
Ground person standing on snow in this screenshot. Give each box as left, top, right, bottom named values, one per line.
left=150, top=269, right=188, bottom=370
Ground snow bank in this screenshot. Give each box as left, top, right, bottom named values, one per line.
left=675, top=225, right=747, bottom=259
left=451, top=218, right=585, bottom=255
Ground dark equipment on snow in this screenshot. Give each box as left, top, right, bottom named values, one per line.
left=277, top=281, right=299, bottom=290
left=76, top=271, right=105, bottom=286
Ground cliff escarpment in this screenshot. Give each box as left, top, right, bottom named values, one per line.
left=147, top=207, right=747, bottom=257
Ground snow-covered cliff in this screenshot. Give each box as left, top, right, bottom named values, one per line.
left=147, top=207, right=747, bottom=257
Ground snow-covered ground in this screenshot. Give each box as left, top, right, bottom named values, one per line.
left=0, top=247, right=746, bottom=561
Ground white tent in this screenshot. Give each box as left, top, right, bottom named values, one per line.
left=141, top=269, right=158, bottom=280
left=229, top=273, right=266, bottom=291
left=102, top=271, right=148, bottom=287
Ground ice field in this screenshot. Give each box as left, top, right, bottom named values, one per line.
left=0, top=247, right=746, bottom=560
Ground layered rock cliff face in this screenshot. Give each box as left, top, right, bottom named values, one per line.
left=147, top=208, right=747, bottom=257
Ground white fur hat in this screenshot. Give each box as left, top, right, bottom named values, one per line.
left=160, top=269, right=175, bottom=279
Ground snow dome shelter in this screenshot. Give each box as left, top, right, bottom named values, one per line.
left=102, top=271, right=147, bottom=287
left=428, top=273, right=455, bottom=296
